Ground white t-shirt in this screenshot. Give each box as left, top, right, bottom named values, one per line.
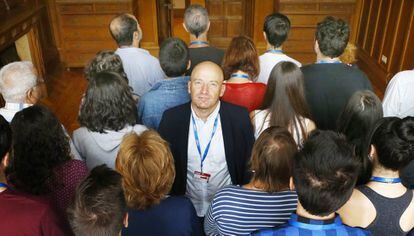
left=383, top=69, right=414, bottom=118
left=257, top=52, right=302, bottom=84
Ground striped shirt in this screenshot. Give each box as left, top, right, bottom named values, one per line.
left=251, top=214, right=372, bottom=236
left=204, top=185, right=298, bottom=236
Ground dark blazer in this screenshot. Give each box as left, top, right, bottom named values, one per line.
left=158, top=101, right=255, bottom=195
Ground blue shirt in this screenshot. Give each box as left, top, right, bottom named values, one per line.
left=205, top=185, right=297, bottom=236
left=138, top=76, right=190, bottom=129
left=122, top=195, right=201, bottom=236
left=251, top=214, right=372, bottom=236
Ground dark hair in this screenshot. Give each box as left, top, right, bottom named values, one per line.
left=6, top=105, right=71, bottom=195
left=370, top=117, right=414, bottom=171
left=68, top=165, right=127, bottom=236
left=85, top=50, right=127, bottom=82
left=159, top=37, right=189, bottom=77
left=337, top=90, right=383, bottom=184
left=78, top=72, right=138, bottom=133
left=316, top=16, right=350, bottom=58
left=184, top=4, right=209, bottom=38
left=263, top=13, right=291, bottom=48
left=250, top=126, right=297, bottom=192
left=293, top=130, right=360, bottom=216
left=109, top=14, right=138, bottom=46
left=260, top=61, right=311, bottom=143
left=0, top=115, right=11, bottom=162
left=222, top=35, right=260, bottom=81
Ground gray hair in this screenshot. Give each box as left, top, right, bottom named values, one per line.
left=0, top=61, right=37, bottom=103
left=184, top=4, right=209, bottom=38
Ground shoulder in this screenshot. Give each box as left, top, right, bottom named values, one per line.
left=389, top=70, right=414, bottom=86
left=221, top=101, right=249, bottom=114
left=132, top=124, right=148, bottom=134
left=342, top=225, right=372, bottom=235
left=162, top=103, right=191, bottom=118
left=73, top=127, right=91, bottom=139
left=163, top=196, right=195, bottom=210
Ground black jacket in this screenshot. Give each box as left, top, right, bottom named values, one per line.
left=158, top=101, right=255, bottom=195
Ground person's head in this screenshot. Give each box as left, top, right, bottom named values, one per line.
left=85, top=50, right=127, bottom=82
left=315, top=16, right=350, bottom=58
left=0, top=115, right=11, bottom=173
left=293, top=130, right=360, bottom=216
left=337, top=90, right=382, bottom=183
left=189, top=61, right=225, bottom=113
left=183, top=4, right=209, bottom=38
left=369, top=117, right=414, bottom=172
left=109, top=13, right=142, bottom=47
left=222, top=35, right=260, bottom=81
left=68, top=165, right=127, bottom=236
left=116, top=130, right=175, bottom=210
left=250, top=126, right=297, bottom=192
left=261, top=61, right=311, bottom=141
left=263, top=13, right=291, bottom=48
left=0, top=61, right=41, bottom=104
left=6, top=105, right=71, bottom=195
left=78, top=72, right=137, bottom=133
left=159, top=37, right=190, bottom=77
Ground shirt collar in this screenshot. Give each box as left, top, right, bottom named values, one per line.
left=289, top=213, right=342, bottom=227
left=4, top=102, right=32, bottom=111
left=191, top=101, right=221, bottom=123
left=117, top=47, right=150, bottom=55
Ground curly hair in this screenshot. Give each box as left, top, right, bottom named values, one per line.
left=116, top=130, right=175, bottom=210
left=6, top=105, right=71, bottom=195
left=78, top=72, right=138, bottom=133
left=222, top=35, right=260, bottom=81
left=316, top=16, right=350, bottom=58
left=84, top=50, right=127, bottom=82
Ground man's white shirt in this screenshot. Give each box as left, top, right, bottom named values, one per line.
left=383, top=69, right=414, bottom=118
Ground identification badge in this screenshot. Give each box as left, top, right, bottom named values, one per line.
left=194, top=171, right=211, bottom=183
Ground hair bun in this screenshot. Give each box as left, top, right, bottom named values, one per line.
left=396, top=117, right=414, bottom=143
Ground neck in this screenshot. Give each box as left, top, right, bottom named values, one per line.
left=266, top=43, right=282, bottom=51
left=227, top=70, right=251, bottom=83
left=243, top=180, right=265, bottom=191
left=189, top=33, right=208, bottom=48
left=317, top=54, right=340, bottom=63
left=191, top=102, right=218, bottom=122
left=371, top=166, right=400, bottom=178
left=296, top=201, right=335, bottom=221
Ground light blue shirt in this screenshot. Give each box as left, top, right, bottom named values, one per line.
left=115, top=47, right=165, bottom=97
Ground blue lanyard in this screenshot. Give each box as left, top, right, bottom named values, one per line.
left=230, top=73, right=249, bottom=79
left=266, top=49, right=283, bottom=54
left=191, top=114, right=219, bottom=172
left=371, top=176, right=401, bottom=183
left=0, top=183, right=7, bottom=188
left=289, top=219, right=343, bottom=230
left=190, top=41, right=209, bottom=46
left=316, top=60, right=342, bottom=64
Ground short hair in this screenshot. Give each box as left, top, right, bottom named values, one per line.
left=159, top=37, right=189, bottom=77
left=116, top=130, right=175, bottom=210
left=0, top=115, right=11, bottom=161
left=263, top=13, right=291, bottom=48
left=316, top=16, right=350, bottom=58
left=337, top=90, right=383, bottom=184
left=370, top=117, right=414, bottom=171
left=0, top=61, right=37, bottom=102
left=222, top=35, right=260, bottom=81
left=109, top=13, right=138, bottom=47
left=184, top=4, right=209, bottom=38
left=339, top=43, right=357, bottom=64
left=68, top=165, right=126, bottom=236
left=250, top=126, right=297, bottom=192
left=78, top=72, right=138, bottom=133
left=6, top=105, right=71, bottom=195
left=85, top=50, right=127, bottom=82
left=293, top=130, right=360, bottom=216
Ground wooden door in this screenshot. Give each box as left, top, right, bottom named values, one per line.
left=206, top=0, right=254, bottom=50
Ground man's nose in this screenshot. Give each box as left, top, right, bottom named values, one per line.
left=201, top=84, right=208, bottom=94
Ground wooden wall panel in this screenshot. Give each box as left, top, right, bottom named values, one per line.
left=137, top=0, right=159, bottom=56
left=356, top=0, right=414, bottom=95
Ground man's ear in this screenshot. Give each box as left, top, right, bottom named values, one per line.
left=369, top=145, right=376, bottom=162
left=182, top=23, right=189, bottom=33
left=289, top=177, right=295, bottom=191
left=219, top=82, right=226, bottom=97
left=187, top=80, right=192, bottom=94
left=187, top=60, right=191, bottom=70
left=206, top=21, right=211, bottom=32
left=26, top=88, right=38, bottom=104
left=263, top=31, right=267, bottom=42
left=123, top=213, right=129, bottom=228
left=2, top=153, right=9, bottom=168
left=314, top=40, right=320, bottom=54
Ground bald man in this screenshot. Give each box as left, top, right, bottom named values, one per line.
left=159, top=62, right=255, bottom=218
left=109, top=13, right=164, bottom=97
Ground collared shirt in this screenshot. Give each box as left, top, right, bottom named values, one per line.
left=0, top=102, right=32, bottom=122
left=383, top=69, right=414, bottom=118
left=257, top=52, right=302, bottom=84
left=186, top=102, right=231, bottom=217
left=115, top=47, right=165, bottom=97
left=251, top=214, right=371, bottom=236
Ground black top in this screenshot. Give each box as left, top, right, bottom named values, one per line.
left=301, top=63, right=372, bottom=130
left=186, top=46, right=225, bottom=75
left=122, top=196, right=201, bottom=236
left=158, top=102, right=255, bottom=195
left=401, top=160, right=414, bottom=189
left=357, top=185, right=413, bottom=236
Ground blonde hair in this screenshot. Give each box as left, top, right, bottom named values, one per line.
left=116, top=130, right=175, bottom=210
left=339, top=43, right=357, bottom=64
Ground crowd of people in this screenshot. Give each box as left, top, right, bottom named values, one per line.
left=0, top=4, right=413, bottom=236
